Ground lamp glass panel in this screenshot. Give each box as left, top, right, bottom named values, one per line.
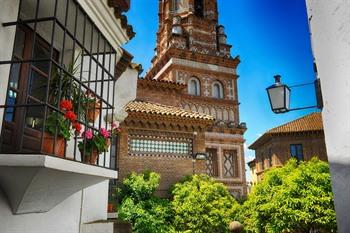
left=268, top=86, right=286, bottom=110
left=285, top=87, right=291, bottom=111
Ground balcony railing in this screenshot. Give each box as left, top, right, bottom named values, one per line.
left=0, top=0, right=120, bottom=170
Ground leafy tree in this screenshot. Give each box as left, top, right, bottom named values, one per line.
left=117, top=171, right=174, bottom=233
left=237, top=158, right=337, bottom=233
left=171, top=174, right=239, bottom=233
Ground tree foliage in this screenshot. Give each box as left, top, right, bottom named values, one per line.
left=117, top=171, right=174, bottom=233
left=171, top=174, right=239, bottom=233
left=237, top=158, right=337, bottom=233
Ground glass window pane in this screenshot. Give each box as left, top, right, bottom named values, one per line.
left=4, top=90, right=18, bottom=122
left=33, top=41, right=50, bottom=73
left=9, top=62, right=21, bottom=90
left=290, top=145, right=296, bottom=157
left=25, top=100, right=45, bottom=130
left=29, top=70, right=48, bottom=101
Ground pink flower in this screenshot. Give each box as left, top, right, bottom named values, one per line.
left=83, top=130, right=93, bottom=140
left=111, top=121, right=120, bottom=129
left=100, top=128, right=110, bottom=139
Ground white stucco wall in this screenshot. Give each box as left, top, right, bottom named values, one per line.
left=0, top=190, right=82, bottom=233
left=81, top=181, right=109, bottom=224
left=114, top=67, right=139, bottom=121
left=306, top=1, right=350, bottom=232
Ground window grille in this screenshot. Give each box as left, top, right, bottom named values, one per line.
left=206, top=148, right=219, bottom=177
left=0, top=0, right=119, bottom=170
left=223, top=150, right=239, bottom=178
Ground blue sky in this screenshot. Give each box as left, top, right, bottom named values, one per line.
left=124, top=0, right=319, bottom=180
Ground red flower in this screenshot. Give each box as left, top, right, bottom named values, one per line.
left=64, top=111, right=77, bottom=122
left=60, top=100, right=73, bottom=111
left=72, top=122, right=82, bottom=133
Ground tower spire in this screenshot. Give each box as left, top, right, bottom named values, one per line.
left=151, top=0, right=230, bottom=71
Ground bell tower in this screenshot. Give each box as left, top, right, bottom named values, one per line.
left=146, top=0, right=247, bottom=197
left=153, top=0, right=231, bottom=66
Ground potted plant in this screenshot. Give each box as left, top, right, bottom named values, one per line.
left=43, top=100, right=82, bottom=157
left=78, top=127, right=110, bottom=164
left=84, top=91, right=101, bottom=123
left=50, top=53, right=90, bottom=122
left=106, top=121, right=121, bottom=147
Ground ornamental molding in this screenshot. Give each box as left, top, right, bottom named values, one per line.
left=153, top=58, right=236, bottom=80
left=205, top=132, right=244, bottom=139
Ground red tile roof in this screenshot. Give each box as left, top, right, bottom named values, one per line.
left=249, top=112, right=323, bottom=149
left=125, top=100, right=214, bottom=121
left=268, top=112, right=323, bottom=134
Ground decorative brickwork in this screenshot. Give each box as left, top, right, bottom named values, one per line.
left=118, top=0, right=247, bottom=197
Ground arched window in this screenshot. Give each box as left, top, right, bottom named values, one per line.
left=194, top=0, right=204, bottom=17
left=188, top=77, right=201, bottom=96
left=223, top=109, right=229, bottom=121
left=229, top=110, right=235, bottom=122
left=212, top=81, right=224, bottom=99
left=216, top=109, right=223, bottom=120
left=197, top=106, right=204, bottom=113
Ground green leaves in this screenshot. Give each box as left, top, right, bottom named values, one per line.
left=45, top=112, right=71, bottom=140
left=171, top=174, right=239, bottom=233
left=117, top=172, right=240, bottom=233
left=236, top=158, right=337, bottom=233
left=118, top=171, right=173, bottom=233
left=116, top=161, right=336, bottom=233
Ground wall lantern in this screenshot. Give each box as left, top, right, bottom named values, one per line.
left=192, top=152, right=208, bottom=174
left=266, top=75, right=291, bottom=114
left=266, top=75, right=323, bottom=114
left=192, top=152, right=208, bottom=161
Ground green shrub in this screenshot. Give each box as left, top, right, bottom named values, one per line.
left=171, top=174, right=239, bottom=233
left=117, top=171, right=173, bottom=233
left=237, top=158, right=337, bottom=233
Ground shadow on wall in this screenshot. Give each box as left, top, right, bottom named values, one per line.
left=329, top=161, right=350, bottom=231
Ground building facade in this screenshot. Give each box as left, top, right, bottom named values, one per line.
left=118, top=79, right=213, bottom=196
left=118, top=0, right=247, bottom=197
left=248, top=112, right=328, bottom=181
left=0, top=0, right=137, bottom=232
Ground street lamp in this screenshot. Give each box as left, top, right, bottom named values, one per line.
left=192, top=152, right=208, bottom=174
left=266, top=75, right=323, bottom=114
left=266, top=75, right=291, bottom=114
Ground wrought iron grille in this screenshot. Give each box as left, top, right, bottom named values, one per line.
left=206, top=148, right=218, bottom=177
left=0, top=0, right=119, bottom=170
left=223, top=150, right=238, bottom=178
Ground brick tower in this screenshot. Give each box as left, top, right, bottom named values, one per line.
left=144, top=0, right=247, bottom=196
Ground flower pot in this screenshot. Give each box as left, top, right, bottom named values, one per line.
left=86, top=101, right=100, bottom=122
left=42, top=132, right=65, bottom=157
left=80, top=149, right=99, bottom=165
left=107, top=203, right=114, bottom=213
left=105, top=138, right=111, bottom=150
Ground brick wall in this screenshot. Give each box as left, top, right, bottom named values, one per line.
left=118, top=128, right=206, bottom=197
left=254, top=133, right=328, bottom=180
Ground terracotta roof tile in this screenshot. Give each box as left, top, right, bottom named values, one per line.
left=125, top=100, right=214, bottom=121
left=268, top=112, right=323, bottom=134
left=249, top=112, right=323, bottom=149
